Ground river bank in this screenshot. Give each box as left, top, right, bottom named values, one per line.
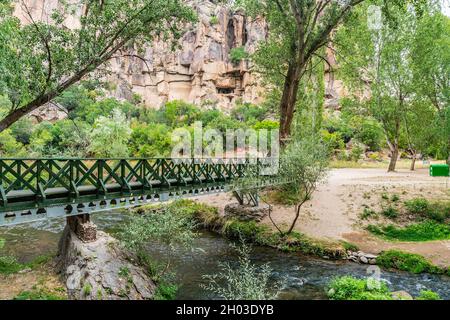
left=1, top=210, right=449, bottom=300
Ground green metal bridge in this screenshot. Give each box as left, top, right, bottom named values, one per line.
left=0, top=158, right=278, bottom=226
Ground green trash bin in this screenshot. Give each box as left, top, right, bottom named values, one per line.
left=430, top=164, right=449, bottom=177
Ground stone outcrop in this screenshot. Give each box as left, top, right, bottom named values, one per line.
left=57, top=225, right=155, bottom=300
left=224, top=203, right=270, bottom=222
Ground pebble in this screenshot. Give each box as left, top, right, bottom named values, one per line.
left=360, top=256, right=368, bottom=264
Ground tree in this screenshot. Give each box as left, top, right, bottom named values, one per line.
left=89, top=108, right=131, bottom=158
left=235, top=135, right=328, bottom=236
left=335, top=1, right=433, bottom=171
left=411, top=11, right=450, bottom=164
left=0, top=0, right=195, bottom=131
left=238, top=0, right=366, bottom=145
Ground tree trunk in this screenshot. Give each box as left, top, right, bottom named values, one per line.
left=447, top=139, right=450, bottom=166
left=410, top=154, right=416, bottom=171
left=287, top=200, right=305, bottom=235
left=388, top=145, right=399, bottom=172
left=279, top=62, right=302, bottom=147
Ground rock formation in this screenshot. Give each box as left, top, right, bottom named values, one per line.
left=13, top=0, right=343, bottom=118
left=57, top=221, right=155, bottom=300
left=109, top=0, right=268, bottom=110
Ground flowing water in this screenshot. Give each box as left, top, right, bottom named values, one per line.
left=1, top=210, right=449, bottom=300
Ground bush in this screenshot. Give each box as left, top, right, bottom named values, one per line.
left=404, top=198, right=449, bottom=222
left=405, top=198, right=430, bottom=215
left=327, top=276, right=392, bottom=300
left=210, top=16, right=219, bottom=25
left=202, top=243, right=281, bottom=300
left=360, top=207, right=377, bottom=220
left=416, top=290, right=442, bottom=300
left=376, top=250, right=442, bottom=274
left=230, top=47, right=249, bottom=64
left=154, top=283, right=178, bottom=300
left=380, top=206, right=399, bottom=219
left=321, top=130, right=345, bottom=153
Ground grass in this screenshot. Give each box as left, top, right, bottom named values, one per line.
left=404, top=198, right=450, bottom=223
left=376, top=250, right=443, bottom=274
left=0, top=254, right=54, bottom=275
left=14, top=287, right=65, bottom=300
left=330, top=159, right=446, bottom=169
left=154, top=282, right=178, bottom=300
left=367, top=221, right=450, bottom=242
left=341, top=241, right=359, bottom=252
left=327, top=276, right=392, bottom=300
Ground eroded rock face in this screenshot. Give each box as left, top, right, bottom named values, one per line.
left=57, top=226, right=155, bottom=300
left=14, top=0, right=342, bottom=114
left=109, top=1, right=268, bottom=110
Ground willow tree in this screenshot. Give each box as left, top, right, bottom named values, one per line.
left=0, top=0, right=195, bottom=132
left=238, top=0, right=366, bottom=145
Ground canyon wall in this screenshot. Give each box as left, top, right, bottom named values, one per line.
left=14, top=0, right=342, bottom=115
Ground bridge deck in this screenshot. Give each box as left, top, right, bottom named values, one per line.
left=0, top=158, right=278, bottom=226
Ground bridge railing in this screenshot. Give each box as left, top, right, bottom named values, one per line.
left=0, top=158, right=277, bottom=206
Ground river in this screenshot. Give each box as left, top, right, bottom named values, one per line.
left=1, top=210, right=449, bottom=300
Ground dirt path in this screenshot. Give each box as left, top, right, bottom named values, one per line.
left=196, top=168, right=450, bottom=266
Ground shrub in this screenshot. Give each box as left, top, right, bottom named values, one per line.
left=321, top=130, right=345, bottom=153
left=202, top=243, right=281, bottom=300
left=327, top=276, right=392, bottom=300
left=229, top=47, right=249, bottom=64
left=416, top=290, right=441, bottom=300
left=376, top=250, right=442, bottom=274
left=405, top=198, right=430, bottom=215
left=154, top=283, right=178, bottom=300
left=360, top=207, right=377, bottom=220
left=381, top=206, right=399, bottom=219
left=210, top=16, right=219, bottom=25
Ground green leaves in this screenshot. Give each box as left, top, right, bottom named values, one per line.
left=0, top=0, right=195, bottom=130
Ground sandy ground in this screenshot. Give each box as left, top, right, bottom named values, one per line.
left=0, top=264, right=63, bottom=300
left=196, top=168, right=450, bottom=266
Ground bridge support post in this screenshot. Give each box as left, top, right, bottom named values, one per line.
left=66, top=214, right=97, bottom=242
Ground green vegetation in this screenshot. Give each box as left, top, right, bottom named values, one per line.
left=360, top=207, right=378, bottom=220
left=0, top=251, right=53, bottom=275
left=341, top=242, right=359, bottom=252
left=210, top=16, right=219, bottom=25
left=376, top=250, right=443, bottom=274
left=82, top=284, right=92, bottom=296
left=327, top=276, right=392, bottom=300
left=367, top=221, right=450, bottom=242
left=417, top=290, right=442, bottom=300
left=14, top=289, right=67, bottom=300
left=202, top=243, right=281, bottom=300
left=154, top=283, right=179, bottom=300
left=229, top=47, right=249, bottom=64
left=0, top=0, right=195, bottom=131
left=380, top=206, right=399, bottom=219
left=404, top=198, right=450, bottom=223
left=327, top=276, right=443, bottom=300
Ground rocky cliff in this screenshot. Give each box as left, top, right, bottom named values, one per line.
left=15, top=0, right=342, bottom=114
left=109, top=0, right=267, bottom=110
